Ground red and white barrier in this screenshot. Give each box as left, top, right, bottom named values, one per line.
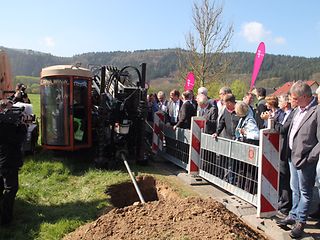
left=152, top=111, right=165, bottom=153
left=188, top=117, right=206, bottom=175
left=257, top=128, right=280, bottom=218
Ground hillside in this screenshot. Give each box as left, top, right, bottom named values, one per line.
left=2, top=46, right=320, bottom=92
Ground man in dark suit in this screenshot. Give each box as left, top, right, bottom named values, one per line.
left=196, top=94, right=218, bottom=134
left=212, top=94, right=239, bottom=184
left=252, top=87, right=267, bottom=129
left=274, top=94, right=295, bottom=216
left=213, top=94, right=239, bottom=140
left=166, top=89, right=183, bottom=126
left=277, top=81, right=320, bottom=239
left=173, top=91, right=196, bottom=130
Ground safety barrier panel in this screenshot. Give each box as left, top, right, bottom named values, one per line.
left=145, top=120, right=154, bottom=149
left=257, top=128, right=280, bottom=218
left=161, top=124, right=191, bottom=170
left=200, top=133, right=259, bottom=206
left=188, top=117, right=206, bottom=175
left=150, top=113, right=280, bottom=217
left=152, top=112, right=165, bottom=153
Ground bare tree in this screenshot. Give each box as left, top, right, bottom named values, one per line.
left=178, top=0, right=233, bottom=92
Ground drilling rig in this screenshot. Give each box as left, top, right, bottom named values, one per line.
left=40, top=63, right=148, bottom=168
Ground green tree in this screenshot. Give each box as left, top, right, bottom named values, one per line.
left=230, top=79, right=249, bottom=100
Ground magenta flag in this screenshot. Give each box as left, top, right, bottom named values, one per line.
left=184, top=72, right=195, bottom=91
left=250, top=42, right=265, bottom=90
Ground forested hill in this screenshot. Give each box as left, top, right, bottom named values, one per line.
left=2, top=46, right=320, bottom=89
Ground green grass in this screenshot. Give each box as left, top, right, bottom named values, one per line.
left=28, top=93, right=40, bottom=118
left=0, top=150, right=131, bottom=240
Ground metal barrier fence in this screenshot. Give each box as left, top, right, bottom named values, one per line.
left=160, top=126, right=190, bottom=170
left=145, top=120, right=154, bottom=148
left=150, top=111, right=280, bottom=217
left=200, top=133, right=259, bottom=206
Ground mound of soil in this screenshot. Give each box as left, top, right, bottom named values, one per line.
left=64, top=176, right=266, bottom=240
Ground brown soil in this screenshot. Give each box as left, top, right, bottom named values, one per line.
left=64, top=176, right=267, bottom=240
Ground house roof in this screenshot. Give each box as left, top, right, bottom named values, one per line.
left=273, top=80, right=319, bottom=96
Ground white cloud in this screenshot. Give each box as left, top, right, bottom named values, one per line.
left=240, top=21, right=286, bottom=46
left=241, top=22, right=271, bottom=43
left=274, top=37, right=286, bottom=45
left=43, top=37, right=55, bottom=48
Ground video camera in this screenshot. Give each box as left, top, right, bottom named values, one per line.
left=0, top=106, right=35, bottom=126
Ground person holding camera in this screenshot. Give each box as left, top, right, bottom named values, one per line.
left=9, top=83, right=31, bottom=104
left=0, top=99, right=27, bottom=226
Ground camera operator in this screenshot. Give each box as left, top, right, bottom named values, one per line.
left=0, top=99, right=27, bottom=225
left=9, top=83, right=31, bottom=104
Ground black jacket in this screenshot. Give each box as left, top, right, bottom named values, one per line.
left=0, top=122, right=27, bottom=169
left=175, top=101, right=196, bottom=129
left=216, top=108, right=240, bottom=140
left=255, top=98, right=267, bottom=129
left=201, top=104, right=218, bottom=134
left=274, top=109, right=296, bottom=162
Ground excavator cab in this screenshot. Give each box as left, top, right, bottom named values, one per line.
left=40, top=65, right=92, bottom=151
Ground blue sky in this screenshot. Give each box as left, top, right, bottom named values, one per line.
left=1, top=0, right=319, bottom=58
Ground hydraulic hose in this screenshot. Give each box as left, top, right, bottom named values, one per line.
left=120, top=153, right=146, bottom=204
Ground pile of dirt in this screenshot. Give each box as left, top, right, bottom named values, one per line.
left=64, top=176, right=267, bottom=240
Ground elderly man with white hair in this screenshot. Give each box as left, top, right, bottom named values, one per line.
left=196, top=94, right=218, bottom=134
left=157, top=91, right=168, bottom=112
left=197, top=86, right=208, bottom=96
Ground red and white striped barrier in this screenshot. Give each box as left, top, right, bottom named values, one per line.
left=257, top=128, right=280, bottom=218
left=188, top=117, right=206, bottom=175
left=152, top=111, right=165, bottom=153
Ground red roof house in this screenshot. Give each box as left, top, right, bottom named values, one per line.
left=273, top=80, right=319, bottom=96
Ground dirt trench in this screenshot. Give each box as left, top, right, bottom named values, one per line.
left=64, top=175, right=267, bottom=240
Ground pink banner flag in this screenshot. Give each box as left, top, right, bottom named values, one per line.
left=184, top=72, right=195, bottom=91
left=250, top=42, right=265, bottom=90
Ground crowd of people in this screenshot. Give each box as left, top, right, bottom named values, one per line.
left=147, top=81, right=320, bottom=238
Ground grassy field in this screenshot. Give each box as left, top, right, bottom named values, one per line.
left=0, top=94, right=195, bottom=240
left=8, top=152, right=131, bottom=240
left=28, top=94, right=40, bottom=117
